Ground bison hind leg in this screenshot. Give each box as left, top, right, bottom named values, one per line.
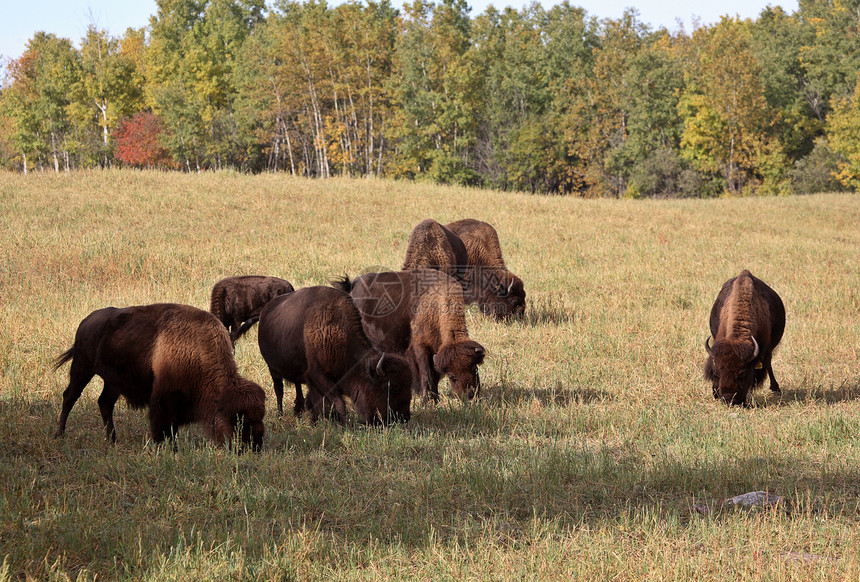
left=55, top=360, right=96, bottom=438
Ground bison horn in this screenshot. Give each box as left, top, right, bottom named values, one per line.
left=376, top=353, right=386, bottom=376
left=507, top=279, right=514, bottom=294
left=750, top=336, right=760, bottom=361
left=704, top=336, right=713, bottom=355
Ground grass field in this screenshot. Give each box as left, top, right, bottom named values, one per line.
left=1, top=170, right=859, bottom=580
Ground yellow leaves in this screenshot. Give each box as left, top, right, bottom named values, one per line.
left=827, top=80, right=860, bottom=190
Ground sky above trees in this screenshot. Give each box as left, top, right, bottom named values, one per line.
left=1, top=0, right=799, bottom=71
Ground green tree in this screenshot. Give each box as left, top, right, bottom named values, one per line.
left=678, top=18, right=786, bottom=194
left=146, top=0, right=263, bottom=170
left=751, top=7, right=820, bottom=164
left=797, top=0, right=860, bottom=119
left=0, top=33, right=80, bottom=172
left=387, top=0, right=481, bottom=185
left=68, top=25, right=146, bottom=167
left=471, top=2, right=596, bottom=193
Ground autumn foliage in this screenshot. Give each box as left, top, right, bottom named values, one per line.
left=1, top=0, right=858, bottom=195
left=113, top=112, right=173, bottom=169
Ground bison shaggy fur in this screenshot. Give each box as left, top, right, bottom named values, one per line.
left=336, top=269, right=485, bottom=402
left=446, top=218, right=526, bottom=320
left=210, top=275, right=294, bottom=344
left=704, top=270, right=785, bottom=406
left=54, top=303, right=266, bottom=449
left=257, top=286, right=412, bottom=424
left=402, top=219, right=469, bottom=287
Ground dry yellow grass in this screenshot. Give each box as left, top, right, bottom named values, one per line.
left=0, top=169, right=858, bottom=580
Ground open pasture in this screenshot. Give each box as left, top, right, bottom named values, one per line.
left=0, top=171, right=859, bottom=580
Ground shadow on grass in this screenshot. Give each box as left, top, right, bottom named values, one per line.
left=5, top=389, right=860, bottom=577
left=485, top=381, right=612, bottom=407
left=754, top=378, right=860, bottom=407
left=518, top=306, right=578, bottom=327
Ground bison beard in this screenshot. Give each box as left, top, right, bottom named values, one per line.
left=257, top=286, right=413, bottom=425
left=54, top=304, right=266, bottom=449
left=703, top=270, right=785, bottom=407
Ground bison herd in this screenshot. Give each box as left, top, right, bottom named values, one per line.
left=53, top=218, right=785, bottom=451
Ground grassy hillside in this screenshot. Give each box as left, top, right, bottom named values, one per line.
left=1, top=170, right=858, bottom=580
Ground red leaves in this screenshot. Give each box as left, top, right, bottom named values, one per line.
left=113, top=112, right=173, bottom=169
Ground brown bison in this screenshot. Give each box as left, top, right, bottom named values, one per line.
left=402, top=219, right=469, bottom=286
left=446, top=218, right=526, bottom=319
left=335, top=269, right=486, bottom=402
left=54, top=304, right=266, bottom=449
left=257, top=286, right=413, bottom=424
left=210, top=275, right=294, bottom=343
left=704, top=270, right=786, bottom=406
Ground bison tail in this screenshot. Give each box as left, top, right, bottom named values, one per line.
left=233, top=316, right=260, bottom=341
left=330, top=274, right=353, bottom=293
left=53, top=347, right=75, bottom=371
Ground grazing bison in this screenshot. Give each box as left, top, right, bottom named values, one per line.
left=446, top=218, right=526, bottom=320
left=257, top=286, right=412, bottom=424
left=54, top=304, right=266, bottom=449
left=335, top=269, right=486, bottom=402
left=210, top=275, right=294, bottom=343
left=402, top=219, right=469, bottom=286
left=704, top=270, right=786, bottom=406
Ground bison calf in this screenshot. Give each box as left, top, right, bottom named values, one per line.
left=704, top=270, right=785, bottom=406
left=54, top=303, right=266, bottom=449
left=336, top=269, right=486, bottom=402
left=257, top=286, right=413, bottom=424
left=210, top=275, right=294, bottom=344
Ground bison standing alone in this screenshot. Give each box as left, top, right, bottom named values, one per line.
left=704, top=270, right=785, bottom=406
left=336, top=269, right=485, bottom=402
left=210, top=275, right=294, bottom=344
left=54, top=303, right=266, bottom=449
left=257, top=286, right=413, bottom=424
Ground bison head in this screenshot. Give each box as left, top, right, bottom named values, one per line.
left=479, top=273, right=526, bottom=320
left=704, top=336, right=761, bottom=407
left=433, top=340, right=486, bottom=400
left=216, top=378, right=266, bottom=451
left=358, top=352, right=413, bottom=425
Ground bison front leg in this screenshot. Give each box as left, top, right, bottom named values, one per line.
left=305, top=370, right=347, bottom=424
left=765, top=355, right=780, bottom=393
left=410, top=345, right=440, bottom=404
left=293, top=382, right=305, bottom=417
left=148, top=394, right=179, bottom=447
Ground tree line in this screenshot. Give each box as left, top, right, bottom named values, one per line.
left=1, top=0, right=859, bottom=196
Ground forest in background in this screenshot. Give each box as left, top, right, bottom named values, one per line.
left=1, top=0, right=859, bottom=197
